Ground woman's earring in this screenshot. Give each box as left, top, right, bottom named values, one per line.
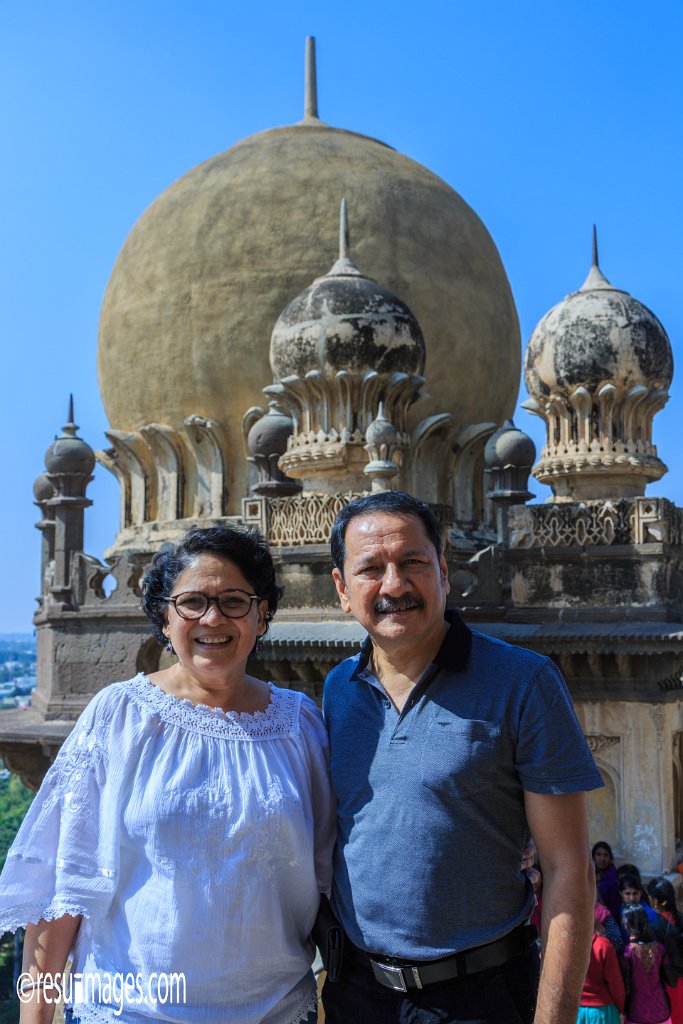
left=165, top=637, right=174, bottom=655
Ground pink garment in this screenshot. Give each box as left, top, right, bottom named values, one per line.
left=626, top=1019, right=671, bottom=1024
left=622, top=940, right=671, bottom=1024
left=595, top=902, right=611, bottom=924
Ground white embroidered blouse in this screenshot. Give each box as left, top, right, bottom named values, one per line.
left=0, top=674, right=336, bottom=1024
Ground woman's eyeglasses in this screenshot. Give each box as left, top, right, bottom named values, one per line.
left=166, top=590, right=261, bottom=620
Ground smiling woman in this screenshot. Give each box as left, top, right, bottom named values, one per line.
left=0, top=525, right=335, bottom=1024
left=141, top=526, right=283, bottom=711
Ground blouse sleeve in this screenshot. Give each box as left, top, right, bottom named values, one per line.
left=299, top=696, right=336, bottom=898
left=0, top=685, right=123, bottom=933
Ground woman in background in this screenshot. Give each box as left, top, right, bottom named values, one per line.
left=593, top=841, right=621, bottom=923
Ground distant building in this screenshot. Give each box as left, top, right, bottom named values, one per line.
left=1, top=40, right=682, bottom=876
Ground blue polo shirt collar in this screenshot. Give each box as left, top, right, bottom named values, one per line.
left=350, top=607, right=473, bottom=682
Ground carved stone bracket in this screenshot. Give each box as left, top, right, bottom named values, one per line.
left=183, top=416, right=227, bottom=518
left=586, top=735, right=620, bottom=753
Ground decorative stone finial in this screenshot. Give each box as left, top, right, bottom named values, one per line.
left=580, top=224, right=613, bottom=292
left=340, top=197, right=349, bottom=259
left=364, top=403, right=404, bottom=491
left=243, top=402, right=301, bottom=497
left=326, top=198, right=362, bottom=278
left=304, top=36, right=319, bottom=121
left=484, top=419, right=535, bottom=520
left=45, top=396, right=96, bottom=476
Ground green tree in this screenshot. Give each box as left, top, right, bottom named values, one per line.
left=0, top=774, right=34, bottom=872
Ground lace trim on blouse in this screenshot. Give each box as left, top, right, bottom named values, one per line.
left=2, top=897, right=93, bottom=934
left=126, top=674, right=301, bottom=740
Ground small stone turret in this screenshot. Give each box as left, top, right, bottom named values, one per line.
left=523, top=229, right=673, bottom=501
left=43, top=396, right=96, bottom=608
left=267, top=199, right=425, bottom=493
left=484, top=419, right=535, bottom=543
left=363, top=403, right=403, bottom=491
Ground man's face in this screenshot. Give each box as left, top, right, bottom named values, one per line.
left=332, top=512, right=450, bottom=648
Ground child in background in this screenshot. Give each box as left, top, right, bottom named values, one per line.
left=577, top=920, right=625, bottom=1024
left=621, top=906, right=673, bottom=1024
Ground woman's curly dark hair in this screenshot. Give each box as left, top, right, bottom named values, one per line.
left=140, top=525, right=283, bottom=647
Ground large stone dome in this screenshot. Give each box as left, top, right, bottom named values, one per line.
left=98, top=117, right=520, bottom=512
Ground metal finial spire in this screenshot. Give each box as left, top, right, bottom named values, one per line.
left=580, top=224, right=613, bottom=292
left=61, top=394, right=79, bottom=438
left=304, top=37, right=319, bottom=121
left=326, top=199, right=362, bottom=277
left=340, top=198, right=350, bottom=259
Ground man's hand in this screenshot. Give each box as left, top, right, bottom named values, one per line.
left=521, top=839, right=540, bottom=890
left=524, top=791, right=594, bottom=1024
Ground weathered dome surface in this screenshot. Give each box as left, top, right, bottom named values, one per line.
left=270, top=239, right=425, bottom=380
left=524, top=263, right=673, bottom=399
left=484, top=419, right=535, bottom=469
left=45, top=435, right=96, bottom=476
left=99, top=121, right=520, bottom=511
left=33, top=473, right=55, bottom=503
left=44, top=402, right=96, bottom=476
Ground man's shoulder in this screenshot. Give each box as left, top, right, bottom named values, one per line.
left=325, top=650, right=364, bottom=689
left=468, top=629, right=550, bottom=676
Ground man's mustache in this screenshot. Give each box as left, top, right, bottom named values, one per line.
left=374, top=597, right=425, bottom=614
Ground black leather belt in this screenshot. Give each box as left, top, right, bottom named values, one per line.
left=347, top=923, right=537, bottom=992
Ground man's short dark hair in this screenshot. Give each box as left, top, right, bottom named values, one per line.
left=330, top=491, right=443, bottom=574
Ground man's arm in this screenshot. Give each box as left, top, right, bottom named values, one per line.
left=523, top=790, right=594, bottom=1024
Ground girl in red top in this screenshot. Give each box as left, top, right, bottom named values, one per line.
left=578, top=919, right=626, bottom=1024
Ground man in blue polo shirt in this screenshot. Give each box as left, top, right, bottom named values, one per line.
left=321, top=491, right=603, bottom=1024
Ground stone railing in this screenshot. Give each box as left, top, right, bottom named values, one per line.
left=241, top=494, right=456, bottom=547
left=508, top=497, right=682, bottom=549
left=242, top=493, right=366, bottom=546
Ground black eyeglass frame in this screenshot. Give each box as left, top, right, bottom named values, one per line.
left=165, top=589, right=262, bottom=620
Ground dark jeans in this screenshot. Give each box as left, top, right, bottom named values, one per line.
left=322, top=946, right=539, bottom=1024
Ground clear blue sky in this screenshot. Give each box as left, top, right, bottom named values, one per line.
left=1, top=0, right=681, bottom=633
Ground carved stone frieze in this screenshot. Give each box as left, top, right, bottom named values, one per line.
left=264, top=492, right=366, bottom=547
left=508, top=497, right=681, bottom=550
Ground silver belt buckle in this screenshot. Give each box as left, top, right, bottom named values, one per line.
left=370, top=960, right=408, bottom=992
